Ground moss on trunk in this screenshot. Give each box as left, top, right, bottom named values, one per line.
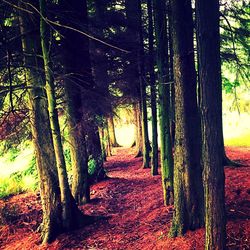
left=19, top=2, right=62, bottom=242
left=169, top=0, right=204, bottom=236
left=153, top=0, right=174, bottom=205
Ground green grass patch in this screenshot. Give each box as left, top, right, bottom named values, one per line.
left=0, top=156, right=38, bottom=199
left=224, top=132, right=250, bottom=147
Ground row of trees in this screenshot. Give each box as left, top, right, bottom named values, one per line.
left=0, top=0, right=248, bottom=249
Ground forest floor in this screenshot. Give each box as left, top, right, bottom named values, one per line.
left=0, top=147, right=249, bottom=250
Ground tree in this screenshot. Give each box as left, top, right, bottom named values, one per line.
left=107, top=115, right=120, bottom=147
left=59, top=0, right=92, bottom=204
left=169, top=0, right=204, bottom=236
left=125, top=0, right=150, bottom=167
left=196, top=0, right=227, bottom=248
left=153, top=0, right=174, bottom=205
left=147, top=0, right=159, bottom=176
left=39, top=0, right=75, bottom=230
left=19, top=1, right=63, bottom=243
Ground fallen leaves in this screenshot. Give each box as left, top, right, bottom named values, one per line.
left=0, top=147, right=249, bottom=250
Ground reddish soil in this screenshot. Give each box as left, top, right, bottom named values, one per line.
left=0, top=147, right=249, bottom=250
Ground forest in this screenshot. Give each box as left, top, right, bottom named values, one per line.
left=0, top=0, right=249, bottom=249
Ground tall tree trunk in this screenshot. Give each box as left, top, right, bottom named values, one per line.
left=59, top=0, right=92, bottom=204
left=39, top=0, right=77, bottom=230
left=125, top=0, right=150, bottom=166
left=169, top=12, right=175, bottom=145
left=99, top=126, right=107, bottom=161
left=86, top=119, right=107, bottom=182
left=19, top=2, right=62, bottom=243
left=137, top=0, right=150, bottom=169
left=133, top=102, right=143, bottom=157
left=107, top=115, right=120, bottom=147
left=105, top=118, right=112, bottom=157
left=169, top=0, right=204, bottom=236
left=153, top=0, right=174, bottom=205
left=196, top=0, right=226, bottom=248
left=147, top=0, right=159, bottom=176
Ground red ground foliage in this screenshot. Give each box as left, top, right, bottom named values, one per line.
left=0, top=147, right=249, bottom=250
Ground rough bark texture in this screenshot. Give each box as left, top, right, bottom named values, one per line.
left=59, top=0, right=91, bottom=205
left=196, top=0, right=227, bottom=249
left=39, top=0, right=75, bottom=230
left=19, top=2, right=62, bottom=243
left=153, top=0, right=174, bottom=205
left=169, top=0, right=204, bottom=236
left=147, top=0, right=159, bottom=176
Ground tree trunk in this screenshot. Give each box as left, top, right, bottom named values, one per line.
left=19, top=2, right=62, bottom=243
left=196, top=0, right=227, bottom=248
left=138, top=0, right=150, bottom=169
left=169, top=13, right=175, bottom=145
left=99, top=126, right=107, bottom=161
left=153, top=0, right=174, bottom=205
left=39, top=0, right=78, bottom=230
left=147, top=0, right=159, bottom=176
left=169, top=0, right=204, bottom=236
left=86, top=119, right=107, bottom=182
left=133, top=102, right=143, bottom=157
left=105, top=118, right=112, bottom=157
left=125, top=0, right=150, bottom=166
left=59, top=0, right=92, bottom=204
left=107, top=115, right=120, bottom=147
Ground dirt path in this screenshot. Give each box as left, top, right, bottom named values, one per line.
left=0, top=147, right=249, bottom=249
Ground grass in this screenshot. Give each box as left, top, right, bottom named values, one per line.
left=0, top=174, right=38, bottom=199
left=224, top=133, right=250, bottom=147
left=0, top=145, right=38, bottom=199
left=223, top=111, right=250, bottom=147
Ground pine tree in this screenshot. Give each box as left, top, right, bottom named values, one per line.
left=196, top=0, right=227, bottom=248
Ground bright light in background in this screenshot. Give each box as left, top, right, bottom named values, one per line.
left=223, top=112, right=250, bottom=146
left=0, top=147, right=33, bottom=177
left=115, top=124, right=135, bottom=147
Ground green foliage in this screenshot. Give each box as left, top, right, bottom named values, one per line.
left=0, top=156, right=38, bottom=199
left=88, top=155, right=97, bottom=175
left=0, top=177, right=23, bottom=199
left=222, top=76, right=240, bottom=93
left=221, top=2, right=250, bottom=93
left=64, top=147, right=71, bottom=169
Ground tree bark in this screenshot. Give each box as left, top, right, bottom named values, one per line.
left=59, top=0, right=92, bottom=204
left=147, top=0, right=159, bottom=176
left=105, top=118, right=112, bottom=157
left=153, top=0, right=174, bottom=205
left=39, top=0, right=78, bottom=230
left=196, top=0, right=227, bottom=248
left=133, top=102, right=143, bottom=157
left=86, top=119, right=107, bottom=182
left=19, top=2, right=62, bottom=243
left=137, top=0, right=150, bottom=169
left=125, top=0, right=150, bottom=167
left=107, top=115, right=120, bottom=147
left=169, top=0, right=204, bottom=236
left=99, top=126, right=107, bottom=161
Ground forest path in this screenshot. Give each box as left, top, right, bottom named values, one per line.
left=78, top=147, right=172, bottom=250
left=0, top=147, right=250, bottom=250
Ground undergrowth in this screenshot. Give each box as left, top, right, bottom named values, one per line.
left=0, top=156, right=38, bottom=199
